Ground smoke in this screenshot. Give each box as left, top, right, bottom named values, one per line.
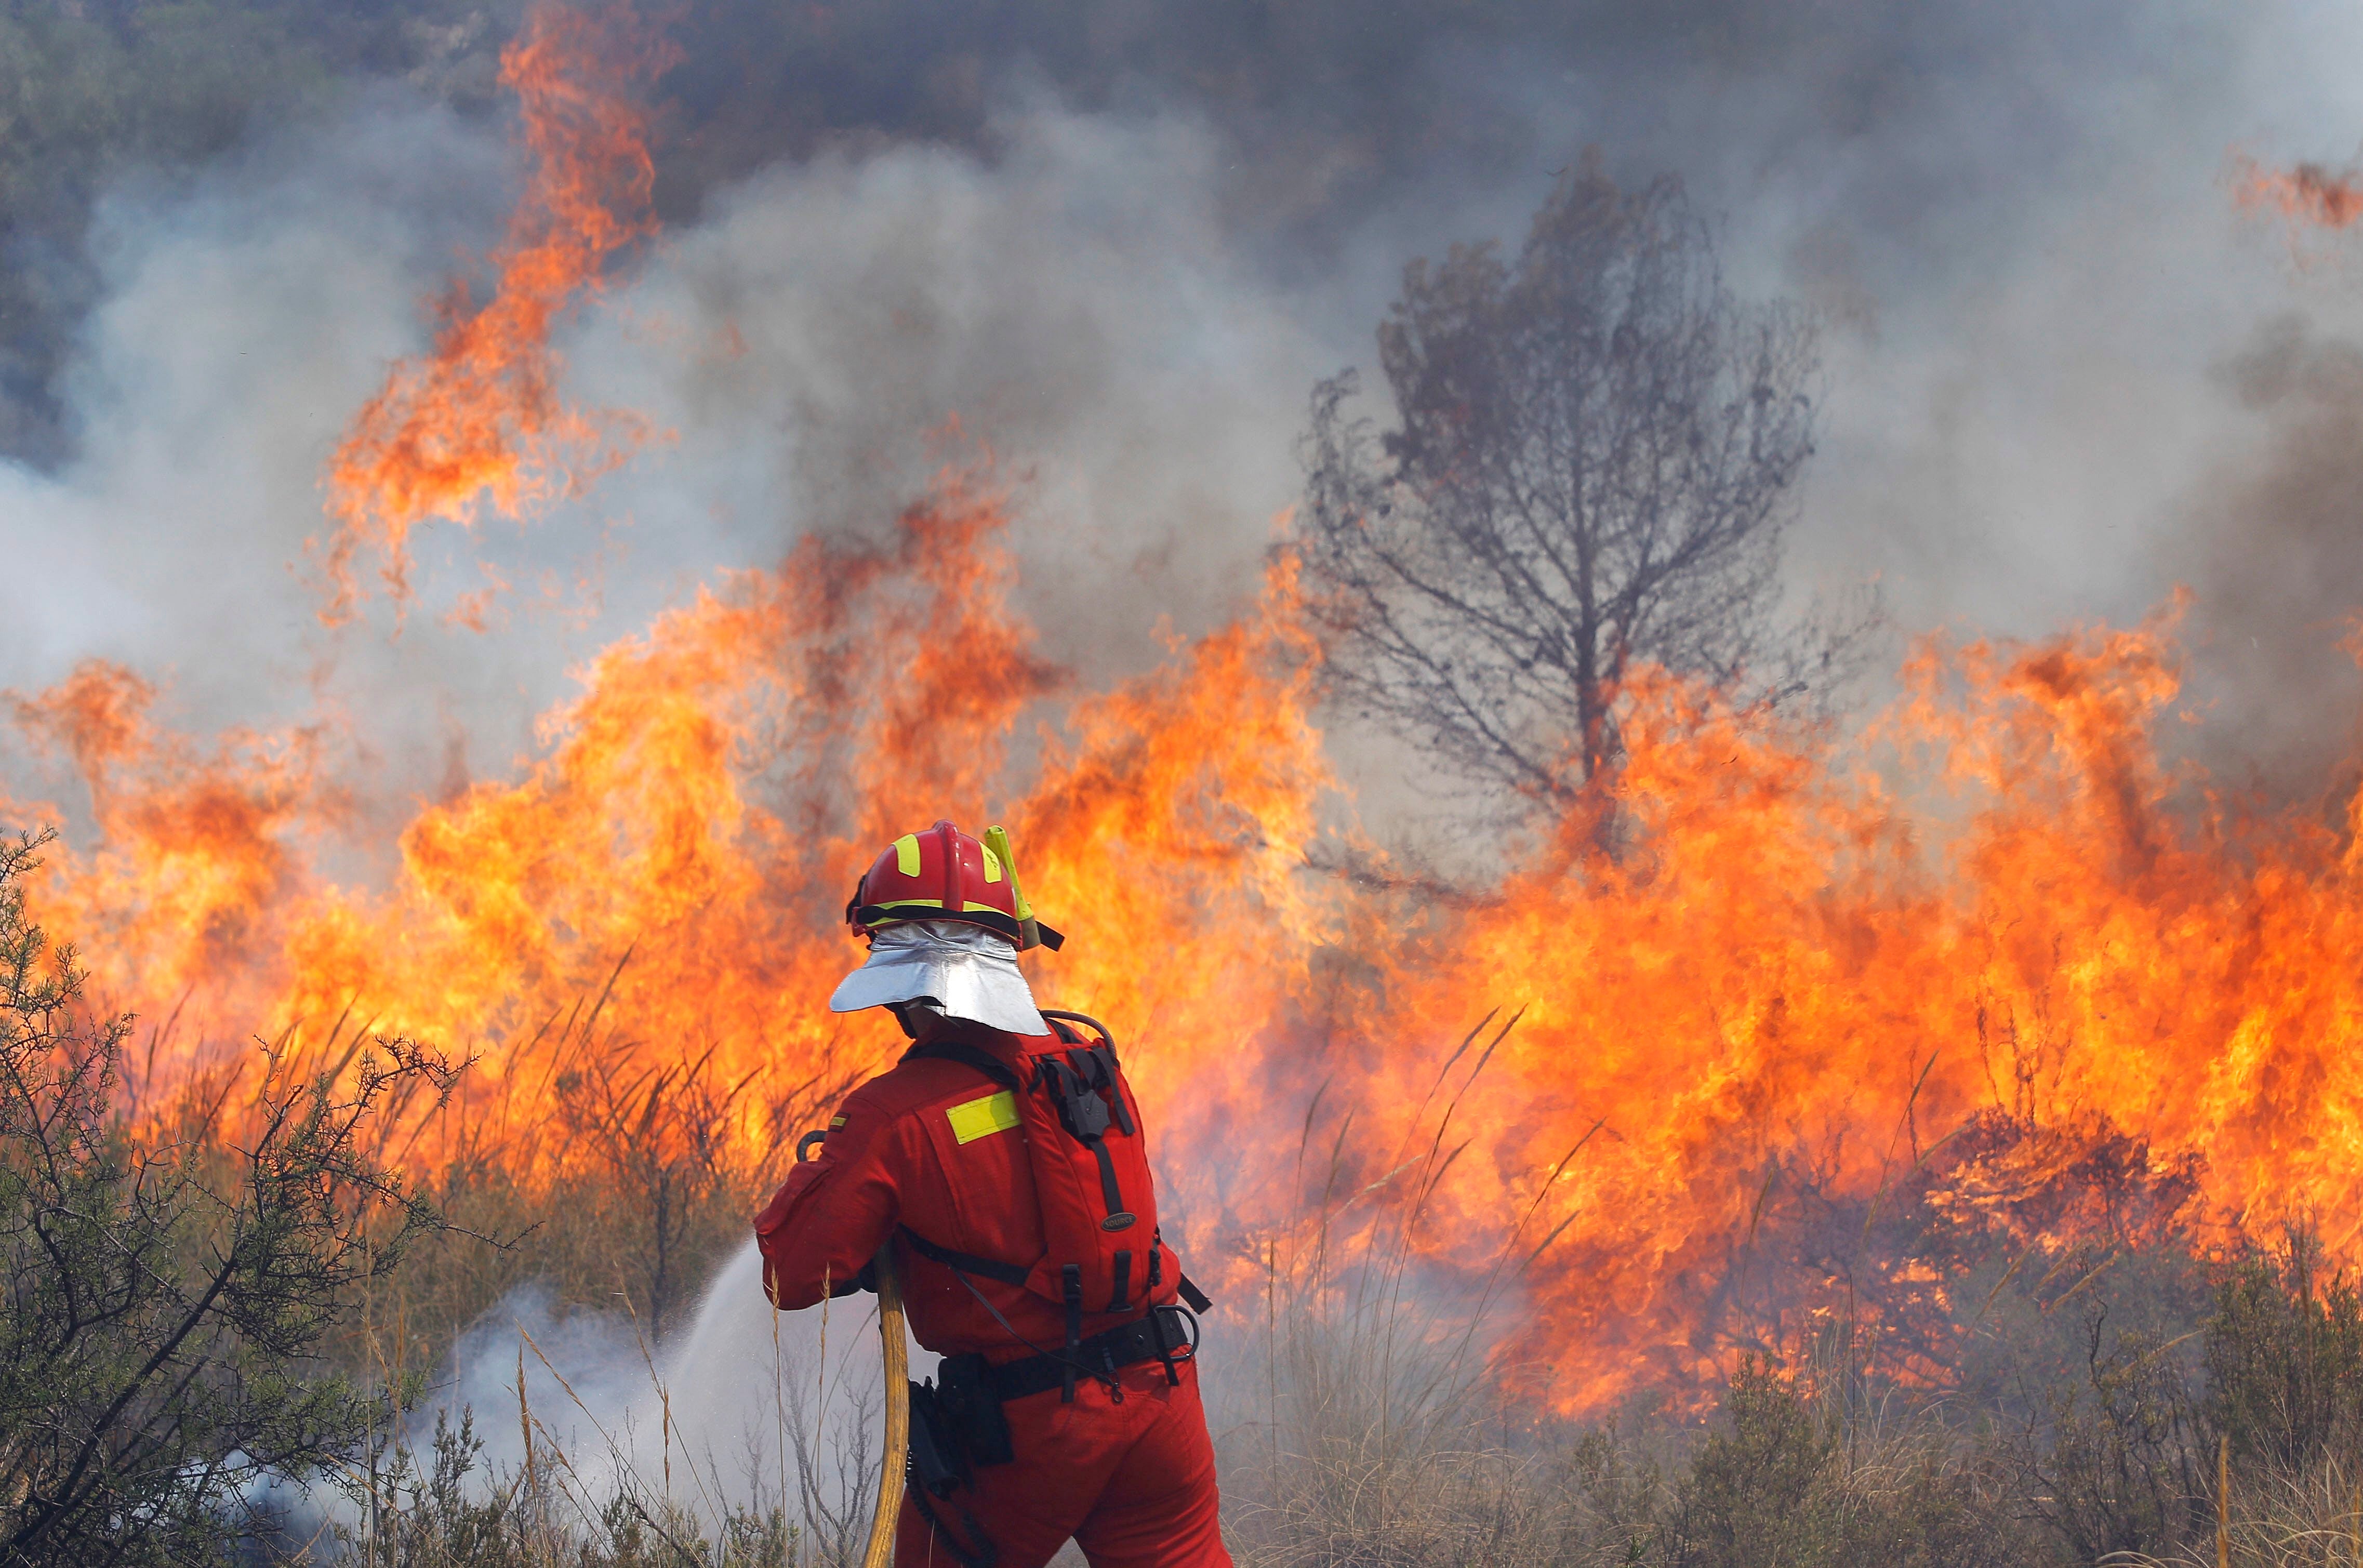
left=0, top=85, right=1337, bottom=832
left=450, top=1246, right=933, bottom=1523
left=6, top=0, right=2361, bottom=822
left=255, top=1243, right=925, bottom=1542
left=2168, top=312, right=2363, bottom=794
left=581, top=95, right=1335, bottom=680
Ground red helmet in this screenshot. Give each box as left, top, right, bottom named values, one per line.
left=845, top=820, right=1065, bottom=951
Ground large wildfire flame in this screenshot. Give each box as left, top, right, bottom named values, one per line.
left=14, top=490, right=2363, bottom=1412
left=315, top=1, right=672, bottom=628
left=11, top=23, right=2363, bottom=1419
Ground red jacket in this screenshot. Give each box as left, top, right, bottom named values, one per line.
left=754, top=1019, right=1182, bottom=1358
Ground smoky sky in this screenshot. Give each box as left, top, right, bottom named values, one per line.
left=4, top=0, right=2363, bottom=835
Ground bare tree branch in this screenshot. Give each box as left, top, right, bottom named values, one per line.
left=1298, top=156, right=1871, bottom=817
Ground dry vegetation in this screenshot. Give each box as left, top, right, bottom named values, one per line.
left=350, top=993, right=830, bottom=1375
left=272, top=1233, right=2363, bottom=1568
left=1214, top=1229, right=2363, bottom=1568
left=1182, top=1021, right=2363, bottom=1568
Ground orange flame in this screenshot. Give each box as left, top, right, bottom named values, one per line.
left=8, top=662, right=342, bottom=1013
left=315, top=1, right=672, bottom=626
left=18, top=471, right=2363, bottom=1412
left=2234, top=153, right=2363, bottom=230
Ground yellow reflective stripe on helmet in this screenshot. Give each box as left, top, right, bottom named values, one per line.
left=979, top=844, right=1004, bottom=883
left=894, top=834, right=922, bottom=877
left=859, top=897, right=946, bottom=927
left=946, top=1091, right=1021, bottom=1145
left=982, top=826, right=1032, bottom=922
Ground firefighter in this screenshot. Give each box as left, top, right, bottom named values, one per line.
left=755, top=820, right=1231, bottom=1568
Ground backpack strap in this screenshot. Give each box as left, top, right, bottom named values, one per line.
left=1068, top=1044, right=1134, bottom=1136
left=1060, top=1264, right=1084, bottom=1403
left=899, top=1226, right=1032, bottom=1287
left=1035, top=1055, right=1135, bottom=1230
left=1148, top=1224, right=1211, bottom=1312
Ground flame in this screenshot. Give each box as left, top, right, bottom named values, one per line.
left=2234, top=154, right=2363, bottom=230
left=18, top=464, right=2363, bottom=1411
left=315, top=1, right=672, bottom=626
left=8, top=662, right=341, bottom=1015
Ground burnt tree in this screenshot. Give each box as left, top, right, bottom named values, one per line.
left=1299, top=158, right=1830, bottom=804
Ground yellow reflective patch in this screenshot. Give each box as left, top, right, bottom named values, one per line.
left=946, top=1091, right=1021, bottom=1145
left=829, top=1115, right=847, bottom=1128
left=980, top=844, right=1004, bottom=883
left=894, top=834, right=922, bottom=878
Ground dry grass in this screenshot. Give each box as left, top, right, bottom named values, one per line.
left=1220, top=1297, right=2044, bottom=1568
left=2105, top=1454, right=2363, bottom=1567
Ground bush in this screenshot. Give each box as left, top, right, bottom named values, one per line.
left=2016, top=1301, right=2202, bottom=1562
left=2075, top=1231, right=2363, bottom=1567
left=2203, top=1229, right=2363, bottom=1472
left=1667, top=1360, right=2037, bottom=1568
left=0, top=829, right=455, bottom=1564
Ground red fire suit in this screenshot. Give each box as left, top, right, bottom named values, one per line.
left=755, top=1018, right=1232, bottom=1568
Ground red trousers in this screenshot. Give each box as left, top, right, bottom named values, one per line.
left=897, top=1356, right=1230, bottom=1568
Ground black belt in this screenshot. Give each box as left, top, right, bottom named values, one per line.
left=979, top=1303, right=1200, bottom=1403
left=911, top=1302, right=1205, bottom=1523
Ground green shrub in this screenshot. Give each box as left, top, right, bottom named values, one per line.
left=1669, top=1360, right=2035, bottom=1568
left=0, top=829, right=454, bottom=1564
left=2203, top=1229, right=2363, bottom=1472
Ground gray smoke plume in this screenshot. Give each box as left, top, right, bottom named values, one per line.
left=2164, top=311, right=2363, bottom=796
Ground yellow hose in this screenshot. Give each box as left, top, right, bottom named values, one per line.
left=861, top=1242, right=909, bottom=1568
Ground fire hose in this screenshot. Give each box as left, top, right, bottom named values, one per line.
left=798, top=1131, right=908, bottom=1568
left=864, top=1242, right=908, bottom=1568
